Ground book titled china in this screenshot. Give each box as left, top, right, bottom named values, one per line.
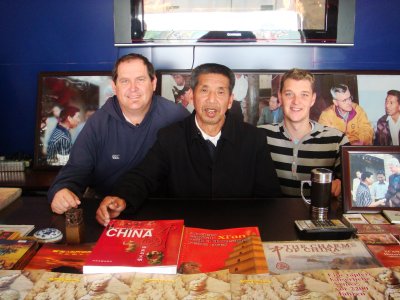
left=263, top=239, right=381, bottom=275
left=177, top=226, right=267, bottom=275
left=83, top=219, right=184, bottom=274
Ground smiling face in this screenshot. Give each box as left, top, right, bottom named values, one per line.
left=112, top=58, right=157, bottom=118
left=385, top=94, right=400, bottom=117
left=333, top=89, right=353, bottom=113
left=193, top=73, right=233, bottom=133
left=279, top=78, right=316, bottom=125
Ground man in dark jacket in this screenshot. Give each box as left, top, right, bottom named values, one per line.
left=96, top=63, right=281, bottom=226
left=49, top=53, right=189, bottom=214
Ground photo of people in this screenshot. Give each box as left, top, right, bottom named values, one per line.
left=36, top=74, right=113, bottom=167
left=348, top=152, right=400, bottom=208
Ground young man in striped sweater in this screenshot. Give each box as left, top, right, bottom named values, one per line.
left=259, top=68, right=350, bottom=197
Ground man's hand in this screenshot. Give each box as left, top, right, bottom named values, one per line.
left=331, top=179, right=342, bottom=198
left=96, top=196, right=126, bottom=226
left=51, top=188, right=81, bottom=214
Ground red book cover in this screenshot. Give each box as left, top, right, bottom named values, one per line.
left=367, top=244, right=400, bottom=267
left=177, top=226, right=267, bottom=274
left=83, top=219, right=184, bottom=274
left=24, top=243, right=94, bottom=273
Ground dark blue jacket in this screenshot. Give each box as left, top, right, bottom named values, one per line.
left=47, top=95, right=189, bottom=202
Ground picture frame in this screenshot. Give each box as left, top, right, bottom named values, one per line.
left=341, top=146, right=400, bottom=213
left=34, top=71, right=113, bottom=169
left=157, top=69, right=400, bottom=147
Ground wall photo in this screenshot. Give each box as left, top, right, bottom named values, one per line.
left=34, top=72, right=113, bottom=169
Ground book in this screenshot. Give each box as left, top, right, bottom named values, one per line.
left=24, top=243, right=94, bottom=273
left=356, top=233, right=399, bottom=245
left=0, top=270, right=45, bottom=299
left=232, top=268, right=400, bottom=299
left=0, top=224, right=35, bottom=237
left=382, top=210, right=400, bottom=224
left=351, top=223, right=400, bottom=238
left=0, top=239, right=38, bottom=270
left=342, top=213, right=369, bottom=226
left=0, top=230, right=21, bottom=240
left=362, top=213, right=390, bottom=224
left=0, top=188, right=21, bottom=210
left=366, top=244, right=400, bottom=267
left=262, top=239, right=381, bottom=275
left=177, top=226, right=267, bottom=275
left=83, top=219, right=185, bottom=274
left=24, top=271, right=134, bottom=300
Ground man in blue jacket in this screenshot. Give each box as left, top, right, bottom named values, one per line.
left=96, top=63, right=281, bottom=226
left=49, top=53, right=189, bottom=214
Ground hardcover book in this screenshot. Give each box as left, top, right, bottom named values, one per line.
left=351, top=223, right=400, bottom=239
left=362, top=213, right=391, bottom=224
left=342, top=213, right=369, bottom=226
left=0, top=239, right=38, bottom=270
left=367, top=244, right=400, bottom=267
left=177, top=226, right=267, bottom=275
left=83, top=219, right=184, bottom=274
left=382, top=210, right=400, bottom=224
left=262, top=239, right=381, bottom=275
left=24, top=243, right=94, bottom=273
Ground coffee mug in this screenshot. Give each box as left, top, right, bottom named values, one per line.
left=301, top=168, right=332, bottom=220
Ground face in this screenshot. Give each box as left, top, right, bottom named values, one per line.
left=269, top=96, right=279, bottom=111
left=333, top=90, right=353, bottom=113
left=356, top=171, right=361, bottom=178
left=68, top=112, right=81, bottom=129
left=365, top=175, right=373, bottom=186
left=377, top=174, right=385, bottom=183
left=385, top=94, right=400, bottom=117
left=112, top=59, right=157, bottom=116
left=193, top=73, right=233, bottom=129
left=172, top=74, right=185, bottom=86
left=279, top=78, right=316, bottom=125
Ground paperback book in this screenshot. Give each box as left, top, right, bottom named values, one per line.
left=367, top=244, right=400, bottom=267
left=24, top=243, right=94, bottom=273
left=83, top=219, right=185, bottom=274
left=382, top=210, right=400, bottom=224
left=0, top=239, right=38, bottom=270
left=177, top=226, right=267, bottom=275
left=0, top=224, right=34, bottom=237
left=262, top=239, right=381, bottom=275
left=362, top=213, right=391, bottom=224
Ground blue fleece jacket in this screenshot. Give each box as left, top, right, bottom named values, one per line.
left=47, top=95, right=189, bottom=202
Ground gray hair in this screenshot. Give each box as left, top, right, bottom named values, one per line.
left=330, top=84, right=349, bottom=99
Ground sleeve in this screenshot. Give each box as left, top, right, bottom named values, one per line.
left=254, top=130, right=282, bottom=197
left=111, top=135, right=170, bottom=211
left=334, top=133, right=350, bottom=179
left=47, top=119, right=98, bottom=203
left=318, top=110, right=332, bottom=127
left=356, top=107, right=374, bottom=145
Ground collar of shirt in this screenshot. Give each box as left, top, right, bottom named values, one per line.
left=195, top=116, right=221, bottom=146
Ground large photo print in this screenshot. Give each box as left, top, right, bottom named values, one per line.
left=34, top=72, right=113, bottom=169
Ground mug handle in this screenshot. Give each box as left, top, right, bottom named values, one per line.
left=301, top=180, right=312, bottom=205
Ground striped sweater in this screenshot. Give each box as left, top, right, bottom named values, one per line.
left=259, top=121, right=349, bottom=197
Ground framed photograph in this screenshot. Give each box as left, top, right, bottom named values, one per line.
left=342, top=146, right=400, bottom=213
left=34, top=71, right=113, bottom=169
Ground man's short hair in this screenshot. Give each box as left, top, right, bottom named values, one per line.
left=376, top=170, right=385, bottom=176
left=190, top=63, right=235, bottom=94
left=112, top=53, right=155, bottom=83
left=330, top=84, right=349, bottom=99
left=279, top=68, right=315, bottom=93
left=361, top=171, right=372, bottom=181
left=387, top=90, right=400, bottom=105
left=388, top=157, right=400, bottom=167
left=59, top=106, right=80, bottom=122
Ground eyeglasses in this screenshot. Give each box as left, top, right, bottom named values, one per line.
left=335, top=96, right=353, bottom=103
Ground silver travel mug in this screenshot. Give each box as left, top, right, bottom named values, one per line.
left=301, top=168, right=333, bottom=221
